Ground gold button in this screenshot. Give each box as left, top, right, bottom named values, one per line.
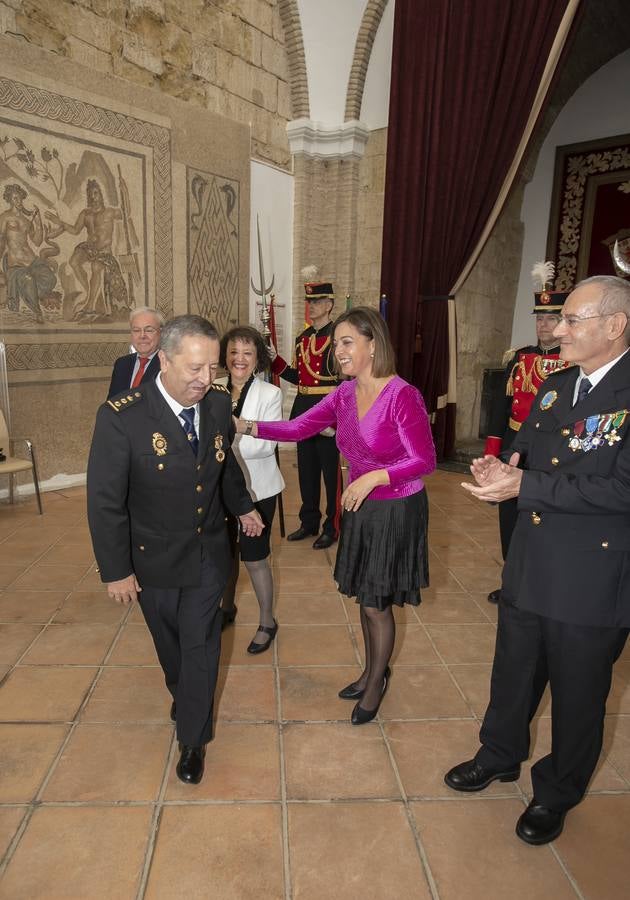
left=139, top=545, right=145, bottom=551
left=121, top=398, right=127, bottom=404
left=115, top=401, right=121, bottom=408
left=197, top=464, right=201, bottom=471
left=197, top=526, right=202, bottom=534
left=157, top=463, right=164, bottom=470
left=561, top=428, right=570, bottom=436
left=135, top=392, right=141, bottom=398
left=602, top=541, right=609, bottom=549
left=513, top=398, right=519, bottom=404
left=197, top=507, right=203, bottom=514
left=196, top=484, right=203, bottom=493
left=127, top=395, right=133, bottom=401
left=535, top=422, right=540, bottom=429
left=551, top=457, right=559, bottom=466
left=531, top=512, right=541, bottom=526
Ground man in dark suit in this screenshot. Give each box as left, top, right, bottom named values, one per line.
left=445, top=275, right=630, bottom=845
left=107, top=306, right=163, bottom=399
left=88, top=315, right=263, bottom=785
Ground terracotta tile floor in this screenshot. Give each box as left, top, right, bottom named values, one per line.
left=1, top=459, right=629, bottom=899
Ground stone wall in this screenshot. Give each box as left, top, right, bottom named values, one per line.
left=1, top=0, right=291, bottom=168
left=0, top=34, right=250, bottom=485
left=353, top=127, right=386, bottom=309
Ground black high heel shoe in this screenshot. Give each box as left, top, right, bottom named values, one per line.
left=247, top=619, right=278, bottom=654
left=339, top=666, right=390, bottom=701
left=351, top=667, right=390, bottom=725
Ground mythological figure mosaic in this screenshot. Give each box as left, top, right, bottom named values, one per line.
left=187, top=167, right=239, bottom=335
left=0, top=127, right=146, bottom=327
left=0, top=74, right=172, bottom=374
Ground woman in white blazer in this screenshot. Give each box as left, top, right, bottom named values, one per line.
left=219, top=325, right=285, bottom=653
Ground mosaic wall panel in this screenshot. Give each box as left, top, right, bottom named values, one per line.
left=187, top=166, right=240, bottom=336
left=0, top=74, right=172, bottom=377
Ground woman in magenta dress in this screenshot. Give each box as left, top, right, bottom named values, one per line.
left=235, top=306, right=436, bottom=724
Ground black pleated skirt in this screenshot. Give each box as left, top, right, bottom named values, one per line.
left=333, top=489, right=429, bottom=609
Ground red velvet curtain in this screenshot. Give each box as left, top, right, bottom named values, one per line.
left=380, top=0, right=574, bottom=458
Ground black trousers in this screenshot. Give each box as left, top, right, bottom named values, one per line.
left=476, top=602, right=628, bottom=812
left=498, top=498, right=518, bottom=560
left=138, top=550, right=224, bottom=746
left=296, top=433, right=340, bottom=537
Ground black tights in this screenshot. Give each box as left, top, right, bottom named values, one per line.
left=353, top=604, right=395, bottom=710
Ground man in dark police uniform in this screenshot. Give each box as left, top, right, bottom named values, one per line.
left=484, top=274, right=569, bottom=603
left=270, top=277, right=341, bottom=549
left=87, top=315, right=263, bottom=785
left=445, top=275, right=630, bottom=845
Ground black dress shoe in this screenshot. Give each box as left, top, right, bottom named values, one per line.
left=247, top=619, right=278, bottom=654
left=313, top=533, right=336, bottom=550
left=176, top=745, right=206, bottom=784
left=170, top=701, right=176, bottom=722
left=221, top=605, right=238, bottom=630
left=287, top=526, right=318, bottom=542
left=444, top=759, right=520, bottom=792
left=339, top=666, right=391, bottom=700
left=516, top=801, right=566, bottom=845
left=351, top=668, right=390, bottom=725
left=487, top=589, right=501, bottom=604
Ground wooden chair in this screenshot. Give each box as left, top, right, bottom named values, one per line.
left=0, top=409, right=43, bottom=514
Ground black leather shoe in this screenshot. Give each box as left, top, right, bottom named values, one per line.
left=516, top=801, right=566, bottom=845
left=351, top=668, right=390, bottom=725
left=176, top=745, right=205, bottom=784
left=487, top=589, right=501, bottom=604
left=170, top=701, right=176, bottom=722
left=313, top=533, right=336, bottom=550
left=221, top=605, right=238, bottom=630
left=247, top=619, right=278, bottom=654
left=339, top=666, right=391, bottom=700
left=287, top=526, right=318, bottom=542
left=444, top=759, right=520, bottom=792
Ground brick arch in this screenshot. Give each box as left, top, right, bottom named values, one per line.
left=277, top=0, right=310, bottom=120
left=344, top=0, right=390, bottom=122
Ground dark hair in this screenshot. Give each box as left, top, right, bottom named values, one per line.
left=160, top=315, right=218, bottom=357
left=219, top=325, right=270, bottom=373
left=3, top=183, right=26, bottom=203
left=333, top=306, right=396, bottom=378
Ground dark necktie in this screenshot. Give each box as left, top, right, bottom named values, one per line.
left=131, top=356, right=149, bottom=389
left=179, top=407, right=199, bottom=455
left=576, top=376, right=592, bottom=406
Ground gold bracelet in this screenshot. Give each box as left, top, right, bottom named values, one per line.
left=245, top=420, right=254, bottom=435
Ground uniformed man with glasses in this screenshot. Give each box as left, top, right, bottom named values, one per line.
left=107, top=306, right=164, bottom=399
left=484, top=277, right=570, bottom=603
left=446, top=275, right=630, bottom=846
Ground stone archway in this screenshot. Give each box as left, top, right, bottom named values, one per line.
left=277, top=0, right=310, bottom=120
left=344, top=0, right=390, bottom=122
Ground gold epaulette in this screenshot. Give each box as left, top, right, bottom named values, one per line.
left=502, top=347, right=516, bottom=367
left=211, top=383, right=230, bottom=394
left=106, top=390, right=143, bottom=413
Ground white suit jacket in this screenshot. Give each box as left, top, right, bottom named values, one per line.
left=225, top=377, right=285, bottom=501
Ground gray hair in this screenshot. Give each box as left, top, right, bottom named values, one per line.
left=129, top=306, right=164, bottom=327
left=160, top=315, right=218, bottom=357
left=578, top=275, right=630, bottom=342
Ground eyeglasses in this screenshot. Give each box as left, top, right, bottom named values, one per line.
left=556, top=314, right=613, bottom=328
left=131, top=327, right=160, bottom=335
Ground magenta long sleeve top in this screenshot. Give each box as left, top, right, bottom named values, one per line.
left=257, top=376, right=436, bottom=500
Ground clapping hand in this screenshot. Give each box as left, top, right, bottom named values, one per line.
left=462, top=453, right=522, bottom=502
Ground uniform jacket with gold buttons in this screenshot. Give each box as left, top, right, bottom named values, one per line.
left=270, top=320, right=340, bottom=417
left=502, top=351, right=630, bottom=627
left=87, top=380, right=255, bottom=588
